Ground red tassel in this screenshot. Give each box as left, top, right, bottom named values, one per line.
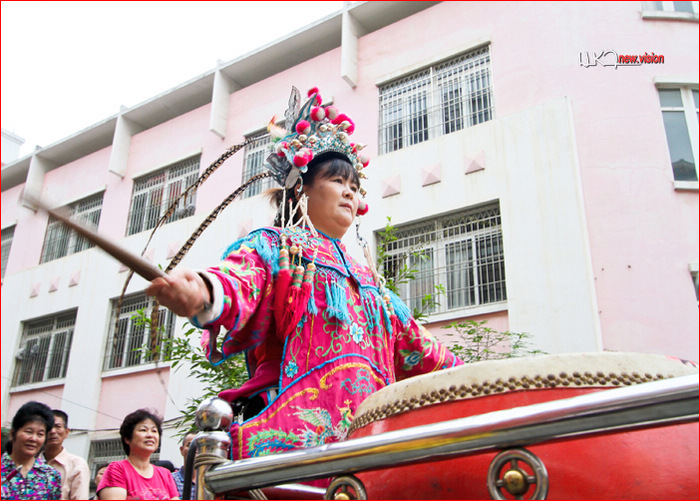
left=278, top=263, right=316, bottom=340
left=279, top=273, right=312, bottom=338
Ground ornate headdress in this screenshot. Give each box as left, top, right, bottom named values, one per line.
left=264, top=87, right=370, bottom=214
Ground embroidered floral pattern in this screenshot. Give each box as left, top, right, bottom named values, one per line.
left=284, top=360, right=299, bottom=379
left=400, top=349, right=424, bottom=371
left=350, top=322, right=364, bottom=344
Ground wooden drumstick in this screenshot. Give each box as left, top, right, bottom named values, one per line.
left=27, top=194, right=167, bottom=281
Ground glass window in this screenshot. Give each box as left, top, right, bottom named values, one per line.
left=378, top=46, right=493, bottom=155
left=658, top=86, right=699, bottom=182
left=103, top=293, right=175, bottom=370
left=2, top=226, right=15, bottom=279
left=643, top=1, right=698, bottom=13
left=242, top=131, right=276, bottom=198
left=40, top=193, right=104, bottom=263
left=12, top=311, right=76, bottom=386
left=126, top=155, right=199, bottom=236
left=378, top=202, right=506, bottom=316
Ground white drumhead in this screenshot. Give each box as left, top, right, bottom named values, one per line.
left=352, top=352, right=697, bottom=430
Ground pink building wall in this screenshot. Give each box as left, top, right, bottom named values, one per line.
left=95, top=369, right=170, bottom=430
left=347, top=1, right=698, bottom=357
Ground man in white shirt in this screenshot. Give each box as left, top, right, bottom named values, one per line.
left=44, top=409, right=90, bottom=500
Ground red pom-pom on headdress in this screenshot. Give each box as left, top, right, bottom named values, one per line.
left=310, top=106, right=326, bottom=121
left=356, top=200, right=369, bottom=216
left=296, top=120, right=311, bottom=135
left=325, top=106, right=339, bottom=120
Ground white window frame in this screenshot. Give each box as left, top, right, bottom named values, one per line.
left=642, top=1, right=699, bottom=20
left=657, top=85, right=699, bottom=189
left=12, top=311, right=76, bottom=387
left=378, top=45, right=493, bottom=155
left=126, top=155, right=200, bottom=236
left=2, top=225, right=15, bottom=279
left=103, top=293, right=175, bottom=371
left=378, top=203, right=507, bottom=319
left=241, top=130, right=276, bottom=198
left=40, top=192, right=104, bottom=263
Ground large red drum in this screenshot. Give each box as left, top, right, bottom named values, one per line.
left=347, top=352, right=698, bottom=500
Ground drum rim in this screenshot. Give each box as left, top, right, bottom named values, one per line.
left=349, top=352, right=698, bottom=434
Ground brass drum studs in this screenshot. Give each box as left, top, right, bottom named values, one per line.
left=487, top=448, right=549, bottom=500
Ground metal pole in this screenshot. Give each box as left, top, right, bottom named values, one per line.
left=204, top=374, right=698, bottom=494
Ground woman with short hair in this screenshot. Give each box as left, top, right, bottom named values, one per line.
left=96, top=409, right=178, bottom=500
left=1, top=401, right=62, bottom=500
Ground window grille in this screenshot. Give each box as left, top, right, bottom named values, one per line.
left=40, top=193, right=104, bottom=263
left=242, top=131, right=276, bottom=198
left=126, top=155, right=200, bottom=236
left=378, top=46, right=493, bottom=155
left=658, top=87, right=699, bottom=182
left=104, top=293, right=175, bottom=371
left=378, top=203, right=506, bottom=315
left=2, top=226, right=15, bottom=278
left=12, top=311, right=76, bottom=386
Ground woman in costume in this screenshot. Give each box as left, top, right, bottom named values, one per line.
left=147, top=87, right=463, bottom=462
left=97, top=409, right=178, bottom=500
left=1, top=401, right=62, bottom=500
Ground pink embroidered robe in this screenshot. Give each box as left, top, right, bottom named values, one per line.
left=196, top=227, right=462, bottom=460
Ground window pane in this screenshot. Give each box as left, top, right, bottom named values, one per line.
left=692, top=89, right=698, bottom=108
left=378, top=203, right=505, bottom=316
left=408, top=249, right=435, bottom=314
left=662, top=110, right=698, bottom=181
left=13, top=312, right=76, bottom=386
left=378, top=46, right=492, bottom=154
left=40, top=193, right=103, bottom=263
left=659, top=89, right=683, bottom=107
left=104, top=293, right=176, bottom=370
left=2, top=226, right=15, bottom=278
left=476, top=232, right=507, bottom=304
left=673, top=1, right=694, bottom=12
left=127, top=156, right=199, bottom=235
left=445, top=240, right=474, bottom=308
left=242, top=132, right=274, bottom=198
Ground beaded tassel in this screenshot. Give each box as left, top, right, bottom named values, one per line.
left=273, top=235, right=293, bottom=340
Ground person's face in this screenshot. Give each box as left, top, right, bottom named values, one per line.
left=94, top=466, right=108, bottom=487
left=47, top=415, right=69, bottom=447
left=11, top=420, right=47, bottom=458
left=125, top=418, right=160, bottom=456
left=180, top=433, right=196, bottom=460
left=303, top=172, right=359, bottom=239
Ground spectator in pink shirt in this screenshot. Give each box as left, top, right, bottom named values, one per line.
left=97, top=409, right=178, bottom=500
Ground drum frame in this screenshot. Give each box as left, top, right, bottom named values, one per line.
left=196, top=373, right=698, bottom=498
